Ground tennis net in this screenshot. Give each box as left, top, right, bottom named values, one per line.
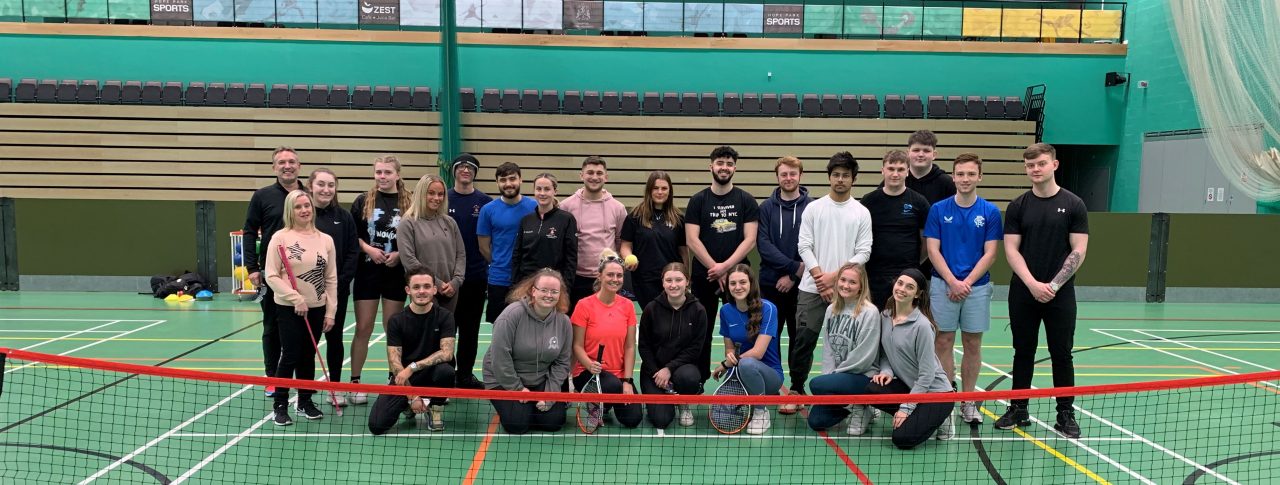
left=1, top=347, right=1276, bottom=484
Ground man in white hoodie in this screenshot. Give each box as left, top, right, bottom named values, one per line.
left=793, top=152, right=873, bottom=397
left=561, top=156, right=627, bottom=314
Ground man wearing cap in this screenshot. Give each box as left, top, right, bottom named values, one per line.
left=447, top=154, right=493, bottom=389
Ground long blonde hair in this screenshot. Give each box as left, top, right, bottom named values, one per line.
left=281, top=190, right=315, bottom=231
left=404, top=174, right=448, bottom=220
left=831, top=263, right=871, bottom=316
left=361, top=155, right=412, bottom=220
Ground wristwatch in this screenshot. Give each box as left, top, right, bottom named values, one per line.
left=409, top=361, right=420, bottom=371
left=1049, top=282, right=1061, bottom=292
left=621, top=378, right=634, bottom=385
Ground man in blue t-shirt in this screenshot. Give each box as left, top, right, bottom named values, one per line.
left=477, top=162, right=537, bottom=325
left=924, top=153, right=1003, bottom=426
left=447, top=154, right=494, bottom=389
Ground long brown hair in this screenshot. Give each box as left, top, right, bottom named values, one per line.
left=831, top=263, right=871, bottom=316
left=888, top=268, right=936, bottom=331
left=507, top=268, right=570, bottom=315
left=661, top=261, right=691, bottom=298
left=361, top=155, right=412, bottom=220
left=727, top=264, right=763, bottom=342
left=628, top=170, right=682, bottom=229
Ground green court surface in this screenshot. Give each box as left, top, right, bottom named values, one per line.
left=1, top=292, right=1277, bottom=484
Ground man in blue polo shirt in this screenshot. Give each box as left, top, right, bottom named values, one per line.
left=924, top=153, right=1003, bottom=426
left=477, top=162, right=537, bottom=324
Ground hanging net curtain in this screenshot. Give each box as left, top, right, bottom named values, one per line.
left=1170, top=0, right=1280, bottom=202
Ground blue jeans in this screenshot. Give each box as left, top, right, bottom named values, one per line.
left=806, top=373, right=872, bottom=431
left=735, top=357, right=782, bottom=411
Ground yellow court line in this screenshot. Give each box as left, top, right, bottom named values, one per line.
left=979, top=407, right=1112, bottom=485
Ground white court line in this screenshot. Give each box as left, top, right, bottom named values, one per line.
left=0, top=318, right=159, bottom=322
left=1094, top=328, right=1280, bottom=333
left=1132, top=330, right=1280, bottom=373
left=1095, top=330, right=1280, bottom=392
left=7, top=321, right=166, bottom=374
left=167, top=432, right=1142, bottom=442
left=80, top=321, right=366, bottom=484
left=0, top=330, right=126, bottom=333
left=170, top=330, right=389, bottom=484
left=17, top=321, right=122, bottom=351
left=1125, top=340, right=1280, bottom=345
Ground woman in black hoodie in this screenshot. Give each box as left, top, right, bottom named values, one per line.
left=638, top=262, right=708, bottom=429
left=512, top=173, right=579, bottom=287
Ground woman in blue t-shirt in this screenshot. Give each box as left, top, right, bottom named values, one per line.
left=711, top=264, right=783, bottom=435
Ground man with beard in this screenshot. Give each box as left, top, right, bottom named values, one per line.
left=368, top=269, right=457, bottom=435
left=560, top=156, right=627, bottom=313
left=447, top=154, right=493, bottom=389
left=756, top=156, right=812, bottom=411
left=242, top=146, right=303, bottom=397
left=477, top=162, right=537, bottom=325
left=684, top=145, right=759, bottom=384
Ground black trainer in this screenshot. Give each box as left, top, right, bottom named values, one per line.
left=457, top=374, right=484, bottom=390
left=993, top=405, right=1030, bottom=430
left=1054, top=410, right=1081, bottom=438
left=273, top=405, right=293, bottom=427
left=297, top=400, right=324, bottom=420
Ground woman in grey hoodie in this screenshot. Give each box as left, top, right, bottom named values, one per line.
left=806, top=263, right=880, bottom=434
left=482, top=268, right=574, bottom=434
left=866, top=268, right=955, bottom=449
left=398, top=174, right=466, bottom=312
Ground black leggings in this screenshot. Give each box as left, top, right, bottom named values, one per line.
left=273, top=304, right=326, bottom=407
left=691, top=272, right=724, bottom=383
left=1008, top=284, right=1077, bottom=412
left=367, top=364, right=455, bottom=435
left=638, top=363, right=702, bottom=429
left=485, top=284, right=511, bottom=325
left=570, top=371, right=643, bottom=429
left=322, top=288, right=350, bottom=383
left=865, top=379, right=954, bottom=450
left=260, top=287, right=280, bottom=377
left=453, top=279, right=487, bottom=380
left=490, top=394, right=567, bottom=435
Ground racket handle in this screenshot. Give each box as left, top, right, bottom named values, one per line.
left=595, top=345, right=604, bottom=361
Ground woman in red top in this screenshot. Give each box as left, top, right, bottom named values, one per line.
left=569, top=249, right=642, bottom=428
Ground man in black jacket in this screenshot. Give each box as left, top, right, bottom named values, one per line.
left=308, top=168, right=360, bottom=406
left=242, top=147, right=302, bottom=395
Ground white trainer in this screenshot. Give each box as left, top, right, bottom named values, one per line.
left=846, top=405, right=871, bottom=436
left=936, top=413, right=955, bottom=440
left=677, top=405, right=695, bottom=427
left=745, top=408, right=772, bottom=435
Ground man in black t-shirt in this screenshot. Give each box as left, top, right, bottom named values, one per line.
left=242, top=146, right=302, bottom=396
left=994, top=143, right=1089, bottom=439
left=862, top=150, right=930, bottom=310
left=368, top=269, right=457, bottom=435
left=684, top=145, right=760, bottom=383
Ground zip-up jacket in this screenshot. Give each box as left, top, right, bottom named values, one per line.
left=757, top=186, right=812, bottom=286
left=313, top=202, right=360, bottom=291
left=512, top=206, right=578, bottom=288
left=638, top=293, right=708, bottom=378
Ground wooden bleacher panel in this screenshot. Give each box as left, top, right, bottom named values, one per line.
left=0, top=104, right=1035, bottom=208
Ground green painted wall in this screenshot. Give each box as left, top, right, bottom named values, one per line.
left=1166, top=214, right=1280, bottom=288
left=14, top=199, right=196, bottom=275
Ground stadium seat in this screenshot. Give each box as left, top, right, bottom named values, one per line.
left=55, top=80, right=77, bottom=103
left=904, top=95, right=924, bottom=118
left=460, top=88, right=476, bottom=111
left=413, top=87, right=433, bottom=110
left=582, top=91, right=601, bottom=113
left=859, top=95, right=879, bottom=118
left=947, top=96, right=965, bottom=119
left=601, top=91, right=620, bottom=114
left=371, top=86, right=392, bottom=108
left=161, top=82, right=183, bottom=105
left=0, top=78, right=10, bottom=102
left=289, top=84, right=309, bottom=108
left=391, top=86, right=413, bottom=109
left=225, top=83, right=247, bottom=106
left=351, top=86, right=373, bottom=109
left=562, top=90, right=582, bottom=114
left=620, top=91, right=639, bottom=114
left=680, top=92, right=699, bottom=115
left=801, top=94, right=820, bottom=117
left=1005, top=96, right=1025, bottom=119
left=985, top=96, right=1005, bottom=119
left=761, top=94, right=780, bottom=116
left=884, top=95, right=905, bottom=118
left=820, top=94, right=841, bottom=117
left=927, top=96, right=946, bottom=118
left=185, top=82, right=206, bottom=105
left=660, top=92, right=679, bottom=114
left=308, top=85, right=329, bottom=108
left=700, top=92, right=718, bottom=116
left=97, top=81, right=120, bottom=104
left=15, top=78, right=36, bottom=102
left=329, top=85, right=350, bottom=108
left=966, top=96, right=985, bottom=119
left=741, top=93, right=760, bottom=116
left=840, top=95, right=858, bottom=117
left=722, top=93, right=741, bottom=116
left=539, top=90, right=558, bottom=113
left=481, top=89, right=500, bottom=111
left=122, top=81, right=143, bottom=104
left=36, top=79, right=56, bottom=103
left=642, top=92, right=660, bottom=114
left=500, top=89, right=519, bottom=112
left=76, top=80, right=99, bottom=103
left=204, top=83, right=226, bottom=106
left=519, top=89, right=539, bottom=112
left=780, top=94, right=799, bottom=117
left=140, top=81, right=162, bottom=105
left=268, top=83, right=288, bottom=107
left=245, top=83, right=266, bottom=106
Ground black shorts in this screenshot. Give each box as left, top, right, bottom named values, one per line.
left=353, top=262, right=407, bottom=302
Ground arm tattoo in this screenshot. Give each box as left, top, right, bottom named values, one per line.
left=1051, top=251, right=1084, bottom=287
left=387, top=346, right=404, bottom=375
left=421, top=338, right=456, bottom=368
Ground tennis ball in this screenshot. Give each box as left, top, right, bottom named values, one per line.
left=233, top=266, right=247, bottom=281
left=624, top=254, right=638, bottom=267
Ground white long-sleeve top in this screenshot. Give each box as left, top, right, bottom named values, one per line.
left=797, top=195, right=874, bottom=294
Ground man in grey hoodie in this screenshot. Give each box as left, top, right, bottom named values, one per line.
left=756, top=156, right=812, bottom=406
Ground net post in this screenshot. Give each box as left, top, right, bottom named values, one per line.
left=0, top=351, right=6, bottom=396
left=1146, top=212, right=1170, bottom=303
left=195, top=200, right=219, bottom=292
left=0, top=197, right=17, bottom=291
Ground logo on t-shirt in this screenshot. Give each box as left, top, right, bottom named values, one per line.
left=1057, top=208, right=1066, bottom=213
left=943, top=216, right=954, bottom=224
left=974, top=215, right=986, bottom=228
left=902, top=203, right=915, bottom=215
left=546, top=228, right=558, bottom=239
left=472, top=205, right=481, bottom=216
left=711, top=218, right=737, bottom=233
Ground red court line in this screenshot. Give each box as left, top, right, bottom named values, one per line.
left=462, top=415, right=501, bottom=485
left=800, top=408, right=873, bottom=485
left=0, top=306, right=261, bottom=313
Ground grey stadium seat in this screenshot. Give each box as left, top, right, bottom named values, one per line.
left=245, top=83, right=267, bottom=106
left=391, top=86, right=412, bottom=109
left=642, top=92, right=660, bottom=114
left=620, top=91, right=639, bottom=114
left=904, top=95, right=924, bottom=118
left=760, top=93, right=780, bottom=115
left=721, top=93, right=741, bottom=116
left=289, top=84, right=309, bottom=108
left=268, top=83, right=288, bottom=107
left=538, top=90, right=558, bottom=113
left=161, top=82, right=183, bottom=105
left=15, top=78, right=37, bottom=102
left=351, top=86, right=373, bottom=108
left=36, top=79, right=57, bottom=102
left=884, top=95, right=904, bottom=118
left=561, top=90, right=582, bottom=114
left=122, top=81, right=143, bottom=104
left=225, top=83, right=247, bottom=106
left=459, top=88, right=476, bottom=111
left=371, top=86, right=392, bottom=108
left=76, top=80, right=99, bottom=103
left=329, top=85, right=350, bottom=108
left=185, top=82, right=206, bottom=105
left=413, top=87, right=433, bottom=110
left=56, top=80, right=78, bottom=103
left=307, top=85, right=329, bottom=108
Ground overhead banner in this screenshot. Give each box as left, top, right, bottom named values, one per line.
left=763, top=4, right=802, bottom=33
left=359, top=0, right=399, bottom=24
left=563, top=0, right=603, bottom=30
left=151, top=0, right=193, bottom=21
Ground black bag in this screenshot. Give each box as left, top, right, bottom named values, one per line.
left=150, top=275, right=177, bottom=297
left=153, top=272, right=208, bottom=298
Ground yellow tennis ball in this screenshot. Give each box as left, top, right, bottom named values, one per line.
left=233, top=266, right=247, bottom=281
left=624, top=254, right=638, bottom=267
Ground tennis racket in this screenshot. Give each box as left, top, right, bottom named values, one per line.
left=277, top=244, right=342, bottom=416
left=710, top=344, right=749, bottom=434
left=576, top=345, right=606, bottom=434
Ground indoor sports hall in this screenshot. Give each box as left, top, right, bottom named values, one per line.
left=1, top=1, right=1277, bottom=483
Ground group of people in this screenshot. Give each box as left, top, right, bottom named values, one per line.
left=243, top=129, right=1089, bottom=446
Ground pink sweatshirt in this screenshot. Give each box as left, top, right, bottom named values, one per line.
left=265, top=229, right=339, bottom=320
left=560, top=188, right=627, bottom=277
